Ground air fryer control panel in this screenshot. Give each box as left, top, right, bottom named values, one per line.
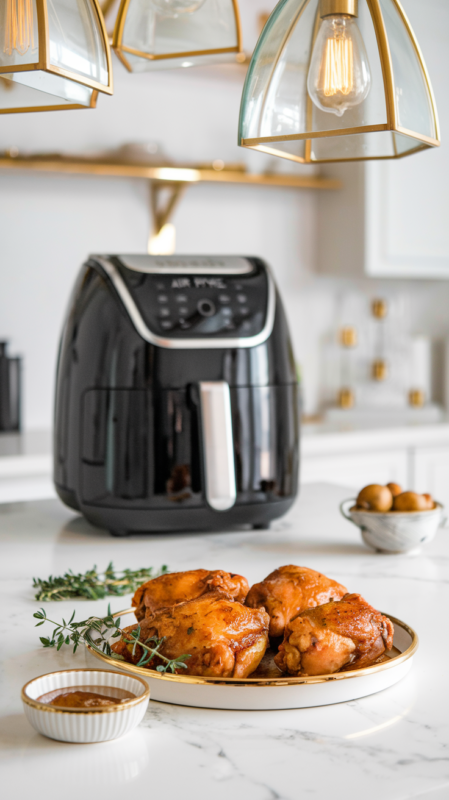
left=114, top=257, right=269, bottom=338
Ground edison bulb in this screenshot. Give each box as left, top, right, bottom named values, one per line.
left=4, top=0, right=35, bottom=56
left=149, top=0, right=206, bottom=18
left=307, top=15, right=371, bottom=116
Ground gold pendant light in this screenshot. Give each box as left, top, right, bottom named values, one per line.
left=112, top=0, right=243, bottom=72
left=238, top=0, right=440, bottom=163
left=0, top=0, right=113, bottom=113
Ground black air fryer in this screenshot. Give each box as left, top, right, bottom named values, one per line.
left=54, top=255, right=299, bottom=535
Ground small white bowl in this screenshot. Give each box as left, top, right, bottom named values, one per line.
left=21, top=669, right=150, bottom=743
left=340, top=499, right=446, bottom=554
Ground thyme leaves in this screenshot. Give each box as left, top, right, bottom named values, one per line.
left=33, top=563, right=168, bottom=602
left=33, top=606, right=190, bottom=674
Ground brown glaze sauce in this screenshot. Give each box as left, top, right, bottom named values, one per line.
left=36, top=685, right=136, bottom=708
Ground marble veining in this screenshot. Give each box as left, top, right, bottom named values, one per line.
left=1, top=484, right=448, bottom=800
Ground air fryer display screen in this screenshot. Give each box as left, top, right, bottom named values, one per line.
left=116, top=260, right=269, bottom=338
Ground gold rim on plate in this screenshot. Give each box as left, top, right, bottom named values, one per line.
left=21, top=668, right=150, bottom=714
left=85, top=609, right=418, bottom=687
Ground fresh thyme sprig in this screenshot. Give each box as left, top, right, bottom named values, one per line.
left=32, top=562, right=168, bottom=602
left=33, top=606, right=191, bottom=674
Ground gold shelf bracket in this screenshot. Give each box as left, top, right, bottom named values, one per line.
left=150, top=181, right=186, bottom=236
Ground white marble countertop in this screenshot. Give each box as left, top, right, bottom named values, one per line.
left=1, top=483, right=448, bottom=800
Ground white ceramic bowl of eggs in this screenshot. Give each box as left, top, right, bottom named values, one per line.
left=340, top=483, right=446, bottom=554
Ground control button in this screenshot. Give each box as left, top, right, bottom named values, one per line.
left=221, top=307, right=233, bottom=317
left=178, top=306, right=189, bottom=316
left=160, top=320, right=173, bottom=330
left=158, top=307, right=170, bottom=318
left=156, top=281, right=165, bottom=290
left=234, top=283, right=243, bottom=290
left=239, top=307, right=249, bottom=316
left=241, top=320, right=252, bottom=332
left=237, top=294, right=247, bottom=304
left=180, top=321, right=192, bottom=330
left=224, top=321, right=235, bottom=330
left=218, top=294, right=231, bottom=304
left=197, top=299, right=216, bottom=317
left=158, top=294, right=168, bottom=303
left=175, top=294, right=188, bottom=303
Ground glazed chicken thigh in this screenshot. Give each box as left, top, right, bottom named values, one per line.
left=113, top=592, right=269, bottom=679
left=274, top=593, right=394, bottom=676
left=245, top=565, right=347, bottom=639
left=132, top=569, right=249, bottom=622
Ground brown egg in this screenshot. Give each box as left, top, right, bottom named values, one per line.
left=356, top=484, right=393, bottom=512
left=422, top=493, right=435, bottom=510
left=393, top=492, right=431, bottom=512
left=386, top=483, right=402, bottom=497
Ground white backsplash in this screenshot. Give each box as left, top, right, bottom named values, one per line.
left=280, top=276, right=449, bottom=416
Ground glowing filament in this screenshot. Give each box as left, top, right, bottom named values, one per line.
left=307, top=14, right=371, bottom=116
left=323, top=37, right=353, bottom=97
left=4, top=0, right=35, bottom=56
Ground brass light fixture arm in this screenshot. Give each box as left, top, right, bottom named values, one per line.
left=320, top=0, right=358, bottom=17
left=99, top=0, right=116, bottom=18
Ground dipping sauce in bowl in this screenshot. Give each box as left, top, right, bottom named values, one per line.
left=37, top=685, right=136, bottom=708
left=22, top=669, right=150, bottom=743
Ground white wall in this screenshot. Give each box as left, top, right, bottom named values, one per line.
left=0, top=0, right=448, bottom=427
left=0, top=9, right=318, bottom=429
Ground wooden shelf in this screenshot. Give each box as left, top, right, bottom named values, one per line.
left=0, top=152, right=340, bottom=240
left=0, top=154, right=341, bottom=190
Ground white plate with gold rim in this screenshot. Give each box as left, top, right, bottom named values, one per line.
left=85, top=609, right=418, bottom=710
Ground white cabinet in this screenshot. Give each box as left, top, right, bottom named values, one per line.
left=301, top=448, right=409, bottom=492
left=411, top=446, right=449, bottom=513
left=317, top=159, right=449, bottom=279
left=317, top=0, right=449, bottom=279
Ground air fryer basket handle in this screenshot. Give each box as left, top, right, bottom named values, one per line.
left=198, top=381, right=236, bottom=512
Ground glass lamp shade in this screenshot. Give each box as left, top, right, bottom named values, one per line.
left=0, top=0, right=113, bottom=113
left=112, top=0, right=243, bottom=71
left=238, top=0, right=440, bottom=163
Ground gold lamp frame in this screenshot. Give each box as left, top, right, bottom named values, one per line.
left=239, top=0, right=440, bottom=164
left=0, top=0, right=113, bottom=114
left=112, top=0, right=243, bottom=71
